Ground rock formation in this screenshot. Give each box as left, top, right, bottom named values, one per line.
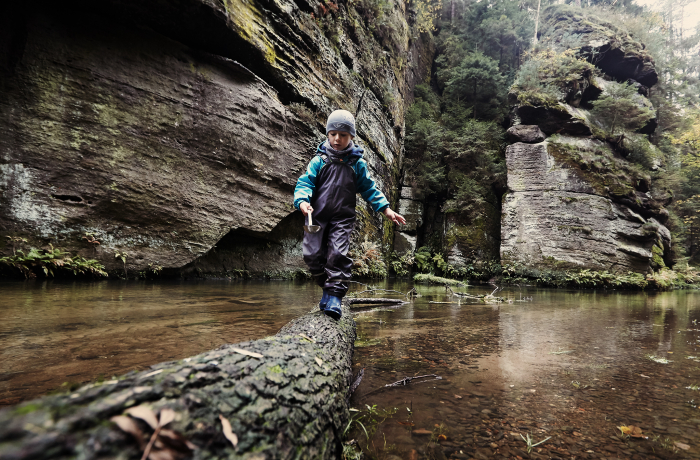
left=502, top=5, right=672, bottom=273
left=0, top=0, right=433, bottom=277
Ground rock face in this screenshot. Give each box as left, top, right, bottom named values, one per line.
left=501, top=141, right=670, bottom=272
left=506, top=125, right=546, bottom=144
left=394, top=186, right=422, bottom=253
left=0, top=0, right=433, bottom=276
left=504, top=7, right=671, bottom=273
left=540, top=5, right=658, bottom=87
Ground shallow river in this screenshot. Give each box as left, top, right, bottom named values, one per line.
left=1, top=280, right=699, bottom=459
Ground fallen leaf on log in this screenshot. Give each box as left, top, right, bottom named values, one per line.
left=111, top=415, right=146, bottom=447
left=220, top=414, right=238, bottom=447
left=126, top=406, right=159, bottom=430
left=230, top=347, right=264, bottom=359
left=157, top=429, right=196, bottom=453
left=159, top=408, right=175, bottom=427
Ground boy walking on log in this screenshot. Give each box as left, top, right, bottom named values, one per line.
left=294, top=110, right=406, bottom=320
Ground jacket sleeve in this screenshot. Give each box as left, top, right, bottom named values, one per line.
left=293, top=156, right=323, bottom=209
left=355, top=159, right=390, bottom=213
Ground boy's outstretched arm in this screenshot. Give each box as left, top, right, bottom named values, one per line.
left=354, top=161, right=406, bottom=225
left=383, top=207, right=406, bottom=225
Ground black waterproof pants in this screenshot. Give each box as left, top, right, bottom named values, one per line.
left=303, top=159, right=356, bottom=297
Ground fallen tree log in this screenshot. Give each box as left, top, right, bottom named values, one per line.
left=0, top=303, right=357, bottom=459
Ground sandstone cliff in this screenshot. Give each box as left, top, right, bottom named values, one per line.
left=0, top=0, right=433, bottom=277
left=502, top=5, right=672, bottom=274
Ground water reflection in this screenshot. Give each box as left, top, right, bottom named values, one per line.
left=0, top=279, right=315, bottom=406
left=1, top=279, right=698, bottom=458
left=351, top=284, right=700, bottom=459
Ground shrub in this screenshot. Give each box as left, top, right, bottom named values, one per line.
left=590, top=81, right=655, bottom=137
left=512, top=48, right=597, bottom=103
left=349, top=238, right=387, bottom=278
left=0, top=245, right=107, bottom=279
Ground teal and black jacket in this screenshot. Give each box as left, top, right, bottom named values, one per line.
left=293, top=142, right=390, bottom=213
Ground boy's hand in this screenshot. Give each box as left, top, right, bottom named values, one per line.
left=299, top=202, right=313, bottom=216
left=383, top=208, right=406, bottom=225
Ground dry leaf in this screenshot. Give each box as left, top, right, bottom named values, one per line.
left=126, top=406, right=159, bottom=430
left=315, top=357, right=324, bottom=366
left=230, top=347, right=263, bottom=359
left=628, top=425, right=644, bottom=438
left=219, top=414, right=238, bottom=448
left=158, top=429, right=197, bottom=451
left=298, top=333, right=316, bottom=343
left=437, top=434, right=447, bottom=441
left=112, top=415, right=145, bottom=439
left=159, top=408, right=176, bottom=427
left=397, top=421, right=415, bottom=426
left=146, top=449, right=176, bottom=460
left=454, top=394, right=462, bottom=399
left=412, top=428, right=432, bottom=435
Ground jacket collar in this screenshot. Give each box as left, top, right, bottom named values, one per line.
left=318, top=140, right=364, bottom=161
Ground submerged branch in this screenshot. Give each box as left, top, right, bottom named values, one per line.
left=362, top=374, right=443, bottom=397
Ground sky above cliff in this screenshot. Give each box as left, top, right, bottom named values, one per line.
left=634, top=0, right=700, bottom=33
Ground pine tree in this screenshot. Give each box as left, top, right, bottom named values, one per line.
left=590, top=81, right=655, bottom=137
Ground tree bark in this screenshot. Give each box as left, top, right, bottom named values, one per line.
left=533, top=0, right=541, bottom=44
left=0, top=303, right=358, bottom=459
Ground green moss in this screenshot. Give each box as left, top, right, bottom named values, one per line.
left=651, top=245, right=666, bottom=269
left=413, top=273, right=466, bottom=286
left=269, top=365, right=283, bottom=374
left=223, top=0, right=277, bottom=66
left=13, top=403, right=42, bottom=416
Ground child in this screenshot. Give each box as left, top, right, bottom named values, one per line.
left=294, top=110, right=406, bottom=320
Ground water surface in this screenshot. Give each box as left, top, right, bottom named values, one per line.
left=350, top=283, right=700, bottom=459
left=1, top=280, right=699, bottom=459
left=0, top=280, right=314, bottom=406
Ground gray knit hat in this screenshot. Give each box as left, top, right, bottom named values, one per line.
left=325, top=110, right=356, bottom=137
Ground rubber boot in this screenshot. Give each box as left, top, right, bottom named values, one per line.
left=319, top=290, right=331, bottom=311
left=324, top=295, right=342, bottom=320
